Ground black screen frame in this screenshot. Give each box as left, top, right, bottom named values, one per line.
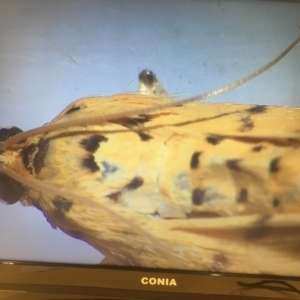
left=1, top=261, right=300, bottom=299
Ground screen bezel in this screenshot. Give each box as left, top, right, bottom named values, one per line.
left=1, top=261, right=300, bottom=299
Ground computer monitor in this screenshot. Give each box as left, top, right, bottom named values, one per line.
left=0, top=0, right=300, bottom=299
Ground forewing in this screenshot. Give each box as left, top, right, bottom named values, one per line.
left=5, top=93, right=300, bottom=273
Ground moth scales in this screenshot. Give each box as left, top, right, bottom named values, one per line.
left=0, top=33, right=300, bottom=274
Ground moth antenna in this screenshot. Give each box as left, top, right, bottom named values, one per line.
left=0, top=165, right=184, bottom=269
left=1, top=31, right=299, bottom=151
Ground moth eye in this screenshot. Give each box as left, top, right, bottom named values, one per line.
left=0, top=126, right=23, bottom=142
left=138, top=70, right=157, bottom=86
left=0, top=174, right=24, bottom=205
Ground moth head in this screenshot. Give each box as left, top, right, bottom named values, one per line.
left=138, top=70, right=169, bottom=96
left=0, top=126, right=25, bottom=205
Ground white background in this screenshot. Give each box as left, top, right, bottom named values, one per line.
left=0, top=0, right=299, bottom=265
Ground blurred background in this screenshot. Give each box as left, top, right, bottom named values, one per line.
left=0, top=0, right=299, bottom=265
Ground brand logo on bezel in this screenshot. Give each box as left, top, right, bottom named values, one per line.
left=141, top=277, right=177, bottom=286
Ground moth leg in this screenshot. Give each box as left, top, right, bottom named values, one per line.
left=138, top=70, right=169, bottom=96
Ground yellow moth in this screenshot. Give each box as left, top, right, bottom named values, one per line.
left=0, top=33, right=300, bottom=275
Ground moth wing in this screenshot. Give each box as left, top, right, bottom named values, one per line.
left=7, top=82, right=300, bottom=272
left=155, top=214, right=300, bottom=274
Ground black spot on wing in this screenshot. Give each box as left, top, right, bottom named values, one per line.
left=269, top=157, right=280, bottom=173
left=53, top=197, right=73, bottom=212
left=33, top=139, right=49, bottom=175
left=0, top=127, right=23, bottom=142
left=106, top=177, right=144, bottom=202
left=252, top=145, right=263, bottom=152
left=53, top=197, right=73, bottom=219
left=80, top=135, right=108, bottom=153
left=226, top=159, right=242, bottom=171
left=113, top=115, right=153, bottom=141
left=139, top=132, right=153, bottom=141
left=206, top=135, right=223, bottom=145
left=192, top=188, right=206, bottom=205
left=21, top=139, right=49, bottom=175
left=0, top=174, right=24, bottom=205
left=211, top=254, right=229, bottom=272
left=22, top=143, right=36, bottom=174
left=190, top=152, right=201, bottom=169
left=66, top=105, right=81, bottom=114
left=239, top=115, right=254, bottom=132
left=124, top=115, right=151, bottom=126
left=273, top=197, right=280, bottom=208
left=246, top=105, right=267, bottom=114
left=107, top=192, right=120, bottom=202
left=125, top=176, right=144, bottom=190
left=82, top=154, right=100, bottom=172
left=237, top=188, right=248, bottom=203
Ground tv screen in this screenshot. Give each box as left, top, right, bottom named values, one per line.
left=0, top=0, right=300, bottom=299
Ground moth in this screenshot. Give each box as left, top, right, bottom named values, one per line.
left=0, top=33, right=300, bottom=275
